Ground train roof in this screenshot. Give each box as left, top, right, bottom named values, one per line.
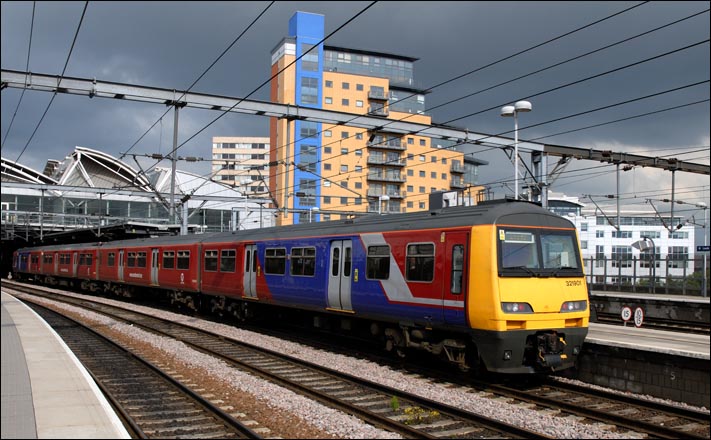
left=16, top=200, right=574, bottom=252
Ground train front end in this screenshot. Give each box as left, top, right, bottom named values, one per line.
left=468, top=207, right=589, bottom=374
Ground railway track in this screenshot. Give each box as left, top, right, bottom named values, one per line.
left=6, top=282, right=548, bottom=439
left=18, top=299, right=261, bottom=439
left=6, top=280, right=710, bottom=439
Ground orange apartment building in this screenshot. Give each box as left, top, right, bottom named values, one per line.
left=270, top=11, right=487, bottom=225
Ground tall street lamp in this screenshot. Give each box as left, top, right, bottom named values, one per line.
left=379, top=194, right=390, bottom=215
left=501, top=100, right=532, bottom=200
left=698, top=202, right=708, bottom=297
left=632, top=236, right=656, bottom=293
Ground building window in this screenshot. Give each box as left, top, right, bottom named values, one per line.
left=611, top=246, right=632, bottom=268
left=325, top=80, right=333, bottom=88
left=301, top=43, right=318, bottom=71
left=356, top=83, right=364, bottom=91
left=341, top=165, right=348, bottom=172
left=342, top=82, right=350, bottom=89
left=342, top=98, right=349, bottom=106
left=300, top=77, right=319, bottom=104
left=431, top=156, right=437, bottom=163
left=419, top=171, right=425, bottom=177
left=324, top=130, right=332, bottom=137
left=355, top=132, right=363, bottom=140
left=667, top=246, right=688, bottom=268
left=420, top=139, right=426, bottom=146
left=324, top=146, right=332, bottom=154
left=341, top=148, right=348, bottom=155
left=356, top=100, right=363, bottom=108
left=324, top=163, right=332, bottom=171
left=581, top=223, right=588, bottom=232
left=325, top=97, right=332, bottom=104
left=408, top=138, right=414, bottom=145
left=596, top=230, right=605, bottom=238
left=612, top=230, right=632, bottom=238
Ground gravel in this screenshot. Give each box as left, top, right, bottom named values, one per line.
left=16, top=288, right=709, bottom=438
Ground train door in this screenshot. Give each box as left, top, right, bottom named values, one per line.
left=54, top=252, right=59, bottom=275
left=443, top=231, right=469, bottom=326
left=118, top=250, right=125, bottom=282
left=327, top=240, right=353, bottom=311
left=72, top=252, right=78, bottom=277
left=243, top=244, right=257, bottom=298
left=151, top=248, right=159, bottom=285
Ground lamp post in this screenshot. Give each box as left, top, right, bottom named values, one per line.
left=699, top=202, right=708, bottom=297
left=633, top=236, right=656, bottom=293
left=379, top=194, right=390, bottom=215
left=500, top=100, right=532, bottom=200
left=309, top=206, right=319, bottom=223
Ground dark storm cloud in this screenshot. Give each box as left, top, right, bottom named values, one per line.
left=1, top=1, right=708, bottom=208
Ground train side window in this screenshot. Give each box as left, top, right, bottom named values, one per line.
left=366, top=245, right=390, bottom=280
left=265, top=248, right=286, bottom=275
left=177, top=251, right=190, bottom=270
left=291, top=247, right=316, bottom=276
left=79, top=254, right=86, bottom=265
left=127, top=252, right=136, bottom=267
left=85, top=254, right=93, bottom=266
left=343, top=247, right=352, bottom=277
left=107, top=252, right=115, bottom=267
left=245, top=250, right=251, bottom=271
left=220, top=250, right=236, bottom=272
left=332, top=248, right=340, bottom=276
left=204, top=250, right=218, bottom=272
left=451, top=245, right=464, bottom=294
left=406, top=243, right=435, bottom=282
left=137, top=252, right=147, bottom=268
left=163, top=251, right=174, bottom=269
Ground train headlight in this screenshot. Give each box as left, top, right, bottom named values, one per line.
left=560, top=300, right=587, bottom=312
left=501, top=302, right=533, bottom=313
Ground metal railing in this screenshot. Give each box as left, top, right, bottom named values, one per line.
left=584, top=256, right=708, bottom=296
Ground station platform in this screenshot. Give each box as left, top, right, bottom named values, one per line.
left=1, top=291, right=130, bottom=439
left=577, top=322, right=710, bottom=408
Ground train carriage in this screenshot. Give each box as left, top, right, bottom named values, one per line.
left=12, top=200, right=589, bottom=375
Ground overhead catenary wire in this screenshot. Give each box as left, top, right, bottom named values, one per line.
left=153, top=0, right=656, bottom=194
left=1, top=1, right=35, bottom=150
left=14, top=1, right=88, bottom=164
left=119, top=0, right=276, bottom=160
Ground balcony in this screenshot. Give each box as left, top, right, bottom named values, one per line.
left=450, top=164, right=465, bottom=173
left=450, top=179, right=466, bottom=189
left=367, top=141, right=406, bottom=151
left=368, top=106, right=389, bottom=117
left=367, top=189, right=403, bottom=199
left=368, top=89, right=388, bottom=100
left=367, top=173, right=406, bottom=183
left=367, top=156, right=406, bottom=167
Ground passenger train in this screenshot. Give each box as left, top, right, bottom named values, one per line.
left=12, top=199, right=589, bottom=374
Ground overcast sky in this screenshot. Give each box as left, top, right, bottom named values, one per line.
left=1, top=1, right=709, bottom=227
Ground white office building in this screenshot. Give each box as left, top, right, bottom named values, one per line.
left=547, top=192, right=698, bottom=293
